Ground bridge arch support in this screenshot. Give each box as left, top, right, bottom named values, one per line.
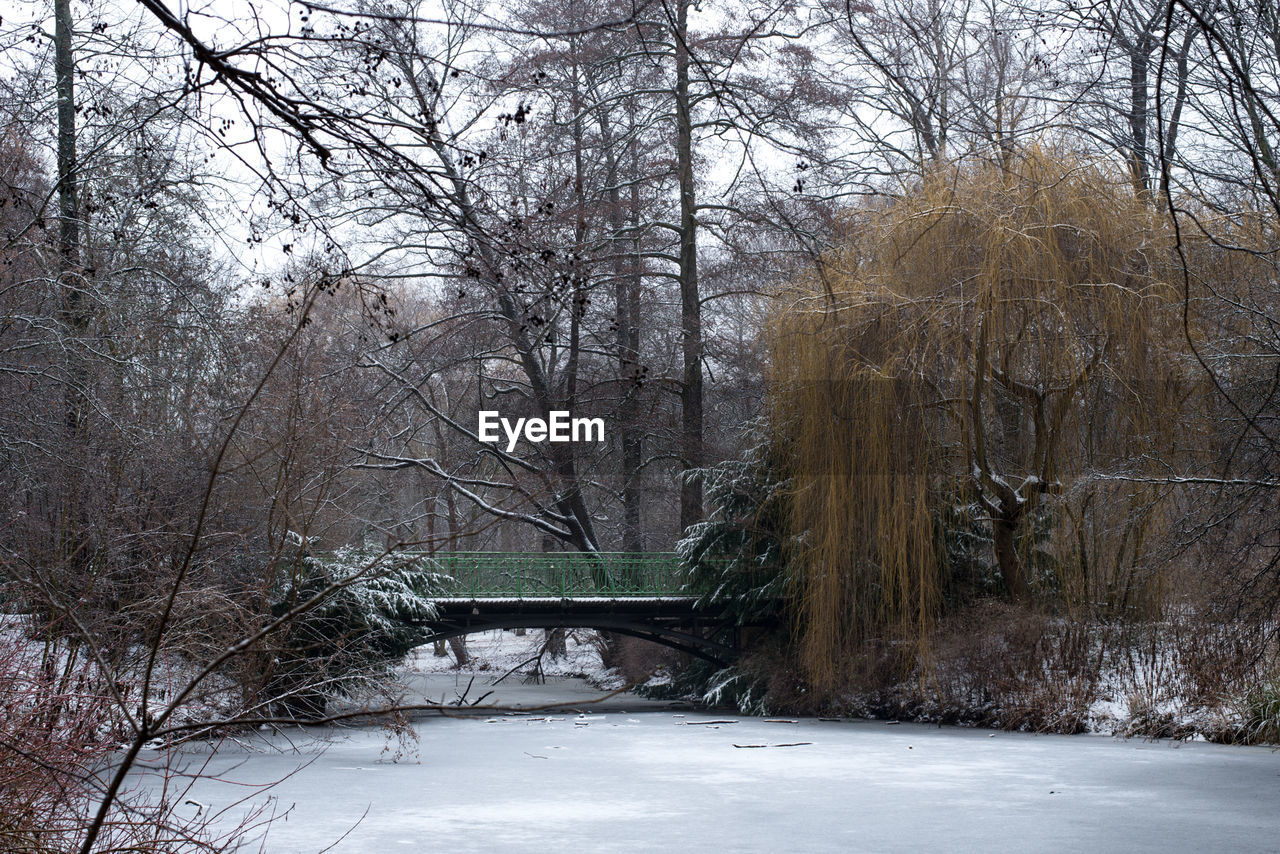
left=418, top=598, right=742, bottom=667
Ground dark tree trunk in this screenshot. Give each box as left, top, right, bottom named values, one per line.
left=543, top=628, right=567, bottom=660
left=992, top=514, right=1029, bottom=603
left=54, top=0, right=92, bottom=590
left=601, top=121, right=645, bottom=554
left=55, top=0, right=79, bottom=286
left=1128, top=38, right=1151, bottom=196
left=675, top=0, right=703, bottom=533
left=55, top=0, right=85, bottom=436
left=447, top=636, right=470, bottom=666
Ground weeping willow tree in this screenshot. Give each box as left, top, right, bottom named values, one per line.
left=770, top=150, right=1200, bottom=691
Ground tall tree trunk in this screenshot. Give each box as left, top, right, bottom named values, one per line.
left=600, top=117, right=645, bottom=553
left=55, top=0, right=84, bottom=428
left=622, top=167, right=644, bottom=552
left=55, top=0, right=78, bottom=271
left=54, top=0, right=89, bottom=583
left=675, top=0, right=703, bottom=532
left=1128, top=39, right=1152, bottom=196
left=1158, top=24, right=1194, bottom=201
left=992, top=514, right=1029, bottom=603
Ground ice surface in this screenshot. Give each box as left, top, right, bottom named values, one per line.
left=127, top=648, right=1280, bottom=854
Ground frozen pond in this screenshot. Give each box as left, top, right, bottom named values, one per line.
left=130, top=669, right=1280, bottom=853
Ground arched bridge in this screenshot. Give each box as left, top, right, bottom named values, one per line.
left=414, top=552, right=750, bottom=665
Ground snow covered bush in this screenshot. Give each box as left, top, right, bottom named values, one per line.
left=677, top=432, right=790, bottom=624
left=264, top=545, right=442, bottom=719
left=1223, top=680, right=1280, bottom=745
left=658, top=436, right=805, bottom=714
left=0, top=616, right=265, bottom=852
left=0, top=629, right=111, bottom=851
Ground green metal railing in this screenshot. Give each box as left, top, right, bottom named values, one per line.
left=422, top=551, right=687, bottom=598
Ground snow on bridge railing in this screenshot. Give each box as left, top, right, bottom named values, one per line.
left=412, top=551, right=691, bottom=599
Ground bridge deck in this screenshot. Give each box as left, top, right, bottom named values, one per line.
left=408, top=552, right=747, bottom=664
left=421, top=551, right=689, bottom=599
left=431, top=596, right=698, bottom=606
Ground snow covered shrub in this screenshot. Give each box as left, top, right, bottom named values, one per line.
left=656, top=436, right=799, bottom=713
left=1117, top=692, right=1195, bottom=740
left=1222, top=680, right=1280, bottom=745
left=695, top=662, right=771, bottom=716
left=646, top=640, right=834, bottom=717
left=265, top=545, right=441, bottom=719
left=852, top=602, right=1102, bottom=732
left=939, top=499, right=1003, bottom=602
left=677, top=432, right=790, bottom=625
left=0, top=632, right=112, bottom=851
left=0, top=620, right=258, bottom=852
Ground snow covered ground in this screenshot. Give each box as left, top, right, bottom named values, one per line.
left=403, top=628, right=628, bottom=692
left=125, top=631, right=1280, bottom=853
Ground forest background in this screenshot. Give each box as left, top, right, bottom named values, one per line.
left=2, top=0, right=1280, bottom=848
